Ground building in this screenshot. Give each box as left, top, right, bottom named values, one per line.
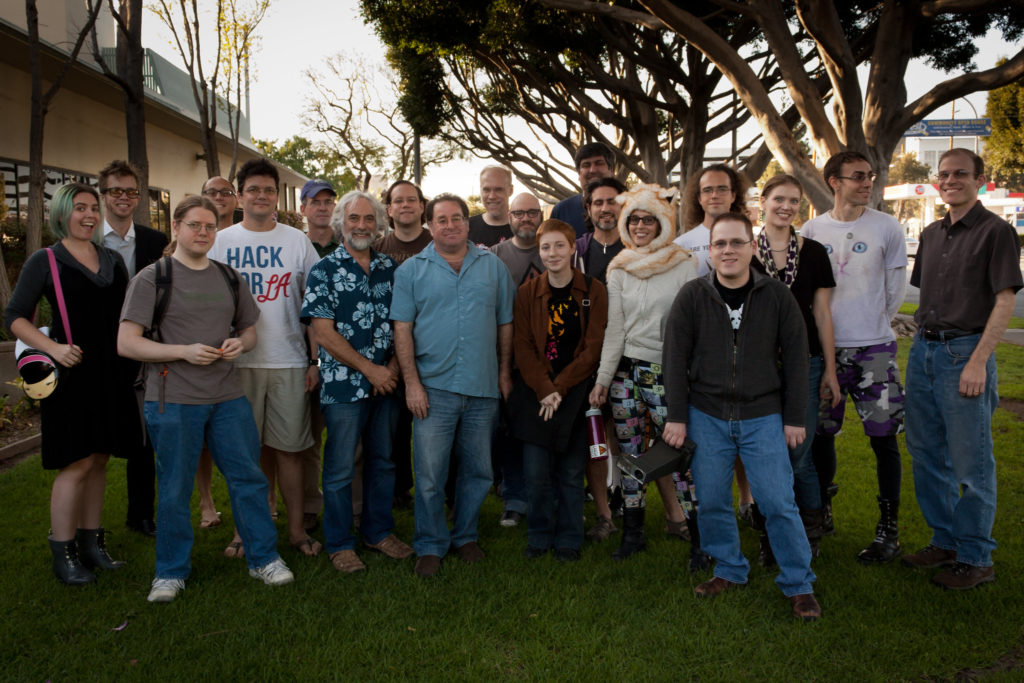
left=0, top=1, right=307, bottom=234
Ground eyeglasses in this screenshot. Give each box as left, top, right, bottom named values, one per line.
left=835, top=172, right=877, bottom=183
left=102, top=187, right=140, bottom=199
left=432, top=215, right=465, bottom=227
left=242, top=186, right=278, bottom=196
left=203, top=188, right=236, bottom=198
left=509, top=209, right=542, bottom=219
left=626, top=215, right=658, bottom=226
left=936, top=169, right=977, bottom=181
left=700, top=185, right=732, bottom=196
left=710, top=238, right=753, bottom=250
left=181, top=221, right=217, bottom=234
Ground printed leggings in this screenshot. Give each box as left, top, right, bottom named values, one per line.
left=609, top=358, right=697, bottom=513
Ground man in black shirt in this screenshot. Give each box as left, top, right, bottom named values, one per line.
left=468, top=166, right=514, bottom=247
left=573, top=177, right=627, bottom=285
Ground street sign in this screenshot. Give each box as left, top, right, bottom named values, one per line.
left=903, top=119, right=992, bottom=137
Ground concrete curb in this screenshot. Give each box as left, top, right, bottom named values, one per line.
left=0, top=433, right=40, bottom=463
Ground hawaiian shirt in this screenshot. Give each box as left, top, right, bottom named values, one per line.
left=301, top=242, right=397, bottom=404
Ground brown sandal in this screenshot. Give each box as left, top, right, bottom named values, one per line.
left=290, top=537, right=322, bottom=557
left=223, top=541, right=244, bottom=558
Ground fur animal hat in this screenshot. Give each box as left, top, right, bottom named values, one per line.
left=608, top=183, right=692, bottom=279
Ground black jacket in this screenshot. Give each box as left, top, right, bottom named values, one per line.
left=134, top=224, right=169, bottom=275
left=663, top=269, right=808, bottom=426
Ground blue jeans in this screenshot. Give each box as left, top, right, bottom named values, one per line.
left=689, top=407, right=816, bottom=597
left=145, top=397, right=279, bottom=578
left=522, top=426, right=588, bottom=551
left=321, top=396, right=398, bottom=553
left=905, top=333, right=998, bottom=567
left=789, top=355, right=823, bottom=510
left=412, top=387, right=498, bottom=557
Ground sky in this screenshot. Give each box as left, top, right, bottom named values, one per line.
left=142, top=1, right=1018, bottom=198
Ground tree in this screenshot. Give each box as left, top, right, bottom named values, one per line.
left=361, top=0, right=809, bottom=200
left=91, top=0, right=151, bottom=227
left=150, top=0, right=268, bottom=180
left=253, top=136, right=359, bottom=194
left=25, top=0, right=105, bottom=264
left=303, top=53, right=460, bottom=191
left=984, top=61, right=1024, bottom=191
left=541, top=0, right=1024, bottom=212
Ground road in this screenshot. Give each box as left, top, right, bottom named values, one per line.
left=903, top=257, right=1024, bottom=318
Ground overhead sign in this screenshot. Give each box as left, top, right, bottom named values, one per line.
left=904, top=119, right=991, bottom=137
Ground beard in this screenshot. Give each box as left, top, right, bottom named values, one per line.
left=346, top=234, right=375, bottom=251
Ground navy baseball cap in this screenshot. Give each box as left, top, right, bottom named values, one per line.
left=301, top=180, right=336, bottom=201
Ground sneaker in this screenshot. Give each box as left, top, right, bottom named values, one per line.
left=932, top=562, right=994, bottom=590
left=147, top=577, right=184, bottom=603
left=902, top=544, right=957, bottom=569
left=586, top=515, right=617, bottom=542
left=500, top=510, right=524, bottom=528
left=249, top=557, right=294, bottom=586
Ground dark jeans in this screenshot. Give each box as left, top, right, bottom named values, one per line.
left=522, top=426, right=588, bottom=551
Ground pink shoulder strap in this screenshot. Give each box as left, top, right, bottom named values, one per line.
left=45, top=248, right=73, bottom=346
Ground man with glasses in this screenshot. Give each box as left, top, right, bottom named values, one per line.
left=662, top=212, right=820, bottom=621
left=392, top=194, right=516, bottom=577
left=468, top=166, right=514, bottom=247
left=902, top=148, right=1022, bottom=589
left=99, top=160, right=168, bottom=539
left=488, top=192, right=545, bottom=530
left=676, top=164, right=749, bottom=277
left=208, top=158, right=322, bottom=560
left=551, top=142, right=615, bottom=237
left=800, top=151, right=908, bottom=565
left=202, top=176, right=239, bottom=229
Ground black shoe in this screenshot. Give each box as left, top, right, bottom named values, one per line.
left=76, top=528, right=125, bottom=570
left=758, top=532, right=776, bottom=568
left=126, top=518, right=156, bottom=537
left=49, top=537, right=95, bottom=585
left=612, top=508, right=647, bottom=560
left=822, top=483, right=838, bottom=535
left=688, top=548, right=712, bottom=573
left=524, top=546, right=548, bottom=559
left=857, top=497, right=901, bottom=564
left=554, top=548, right=581, bottom=562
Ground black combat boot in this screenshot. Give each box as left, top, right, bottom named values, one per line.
left=750, top=504, right=776, bottom=568
left=800, top=508, right=826, bottom=558
left=76, top=528, right=126, bottom=570
left=822, top=483, right=839, bottom=535
left=612, top=507, right=647, bottom=560
left=857, top=497, right=901, bottom=564
left=685, top=510, right=712, bottom=572
left=49, top=537, right=96, bottom=585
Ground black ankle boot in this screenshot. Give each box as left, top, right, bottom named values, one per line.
left=685, top=509, right=712, bottom=573
left=822, top=483, right=838, bottom=535
left=857, top=497, right=901, bottom=564
left=76, top=528, right=126, bottom=570
left=757, top=532, right=776, bottom=568
left=800, top=508, right=826, bottom=558
left=612, top=507, right=647, bottom=560
left=49, top=537, right=96, bottom=585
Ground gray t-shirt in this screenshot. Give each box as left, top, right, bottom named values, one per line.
left=490, top=239, right=544, bottom=288
left=120, top=258, right=260, bottom=405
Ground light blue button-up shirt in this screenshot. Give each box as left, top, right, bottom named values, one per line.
left=391, top=241, right=514, bottom=399
left=103, top=220, right=136, bottom=275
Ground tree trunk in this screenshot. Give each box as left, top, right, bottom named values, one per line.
left=116, top=0, right=150, bottom=227
left=26, top=0, right=46, bottom=257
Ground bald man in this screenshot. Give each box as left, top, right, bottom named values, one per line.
left=202, top=176, right=239, bottom=229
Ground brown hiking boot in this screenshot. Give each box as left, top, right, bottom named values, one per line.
left=455, top=541, right=485, bottom=564
left=414, top=554, right=441, bottom=577
left=901, top=544, right=957, bottom=569
left=695, top=576, right=743, bottom=597
left=932, top=562, right=994, bottom=590
left=790, top=593, right=822, bottom=621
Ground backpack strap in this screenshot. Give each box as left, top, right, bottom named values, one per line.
left=211, top=260, right=241, bottom=328
left=150, top=255, right=174, bottom=342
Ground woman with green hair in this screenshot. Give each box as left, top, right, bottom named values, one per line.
left=5, top=182, right=142, bottom=585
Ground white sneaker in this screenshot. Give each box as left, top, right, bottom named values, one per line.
left=147, top=577, right=185, bottom=603
left=249, top=557, right=294, bottom=586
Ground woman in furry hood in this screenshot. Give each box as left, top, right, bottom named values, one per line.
left=606, top=183, right=692, bottom=278
left=590, top=183, right=708, bottom=568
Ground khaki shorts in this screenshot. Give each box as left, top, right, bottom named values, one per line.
left=238, top=367, right=314, bottom=452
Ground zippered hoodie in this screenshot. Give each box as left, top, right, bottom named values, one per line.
left=663, top=269, right=809, bottom=427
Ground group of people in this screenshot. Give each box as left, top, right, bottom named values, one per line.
left=6, top=141, right=1019, bottom=622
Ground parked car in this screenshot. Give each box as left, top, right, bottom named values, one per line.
left=905, top=236, right=919, bottom=258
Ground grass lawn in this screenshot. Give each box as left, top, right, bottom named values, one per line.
left=2, top=340, right=1022, bottom=681
left=899, top=302, right=1024, bottom=329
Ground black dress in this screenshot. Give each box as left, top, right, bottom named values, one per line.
left=4, top=243, right=142, bottom=469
